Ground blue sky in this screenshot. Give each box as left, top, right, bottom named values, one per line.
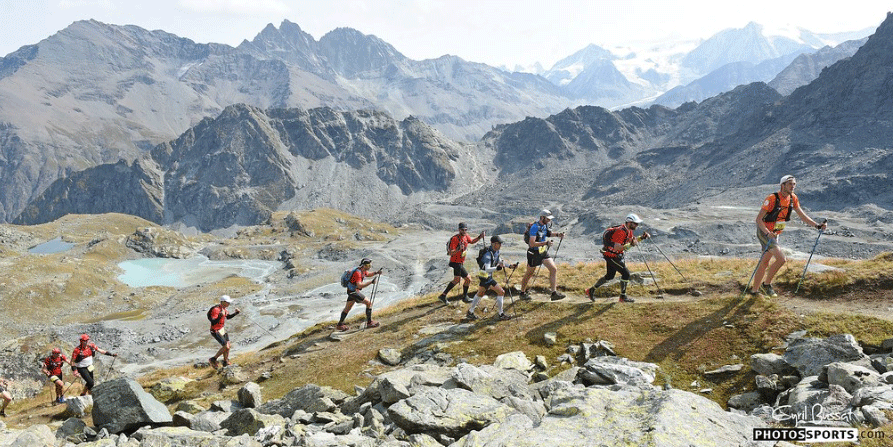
left=1, top=1, right=888, bottom=68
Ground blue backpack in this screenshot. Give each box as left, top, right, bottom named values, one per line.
left=340, top=268, right=360, bottom=288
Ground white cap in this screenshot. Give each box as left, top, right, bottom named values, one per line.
left=780, top=174, right=795, bottom=185
left=220, top=295, right=233, bottom=303
left=540, top=209, right=554, bottom=219
left=625, top=213, right=643, bottom=224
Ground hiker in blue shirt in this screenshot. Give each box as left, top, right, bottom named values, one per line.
left=519, top=209, right=566, bottom=301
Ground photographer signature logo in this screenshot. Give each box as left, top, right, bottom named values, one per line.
left=772, top=404, right=859, bottom=424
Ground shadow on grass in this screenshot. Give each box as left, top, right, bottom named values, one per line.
left=643, top=295, right=759, bottom=364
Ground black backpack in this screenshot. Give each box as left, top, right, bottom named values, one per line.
left=763, top=192, right=793, bottom=223
left=522, top=222, right=534, bottom=244
left=207, top=305, right=223, bottom=325
left=602, top=225, right=625, bottom=249
left=476, top=247, right=491, bottom=269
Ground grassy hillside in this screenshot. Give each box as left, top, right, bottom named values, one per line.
left=4, top=215, right=893, bottom=446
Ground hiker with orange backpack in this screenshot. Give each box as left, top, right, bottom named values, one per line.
left=747, top=175, right=827, bottom=297
left=337, top=258, right=383, bottom=331
left=586, top=213, right=650, bottom=303
left=208, top=295, right=240, bottom=368
left=42, top=347, right=73, bottom=404
left=438, top=222, right=485, bottom=304
left=71, top=334, right=116, bottom=395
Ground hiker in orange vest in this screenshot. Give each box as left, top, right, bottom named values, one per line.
left=748, top=175, right=827, bottom=297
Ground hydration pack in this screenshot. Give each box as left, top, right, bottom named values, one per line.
left=340, top=268, right=360, bottom=288
left=207, top=305, right=223, bottom=325
left=522, top=222, right=534, bottom=244
left=763, top=192, right=793, bottom=223
left=602, top=225, right=625, bottom=249
left=476, top=247, right=491, bottom=270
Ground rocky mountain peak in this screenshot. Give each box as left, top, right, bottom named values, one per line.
left=318, top=27, right=407, bottom=77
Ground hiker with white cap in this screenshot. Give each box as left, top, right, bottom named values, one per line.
left=519, top=209, right=566, bottom=301
left=747, top=175, right=827, bottom=298
left=586, top=213, right=650, bottom=303
left=208, top=295, right=240, bottom=368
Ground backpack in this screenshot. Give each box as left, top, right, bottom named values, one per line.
left=341, top=267, right=362, bottom=288
left=207, top=305, right=223, bottom=325
left=602, top=225, right=625, bottom=249
left=446, top=234, right=465, bottom=256
left=763, top=192, right=793, bottom=223
left=522, top=222, right=535, bottom=244
left=476, top=247, right=491, bottom=270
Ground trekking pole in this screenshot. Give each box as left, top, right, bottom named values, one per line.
left=742, top=240, right=774, bottom=299
left=645, top=237, right=687, bottom=282
left=102, top=356, right=118, bottom=382
left=242, top=313, right=277, bottom=339
left=644, top=237, right=702, bottom=296
left=62, top=375, right=82, bottom=398
left=794, top=220, right=827, bottom=294
left=503, top=264, right=518, bottom=316
left=635, top=247, right=664, bottom=299
left=364, top=269, right=383, bottom=330
left=369, top=269, right=383, bottom=309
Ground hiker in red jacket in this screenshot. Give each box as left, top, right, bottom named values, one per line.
left=336, top=258, right=382, bottom=331
left=71, top=334, right=115, bottom=395
left=208, top=295, right=241, bottom=369
left=43, top=347, right=73, bottom=404
left=586, top=214, right=650, bottom=303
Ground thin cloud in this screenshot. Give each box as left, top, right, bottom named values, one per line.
left=179, top=0, right=289, bottom=15
left=57, top=0, right=114, bottom=8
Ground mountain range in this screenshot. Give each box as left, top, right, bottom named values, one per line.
left=0, top=14, right=887, bottom=230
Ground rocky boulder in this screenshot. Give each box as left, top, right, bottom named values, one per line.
left=91, top=377, right=173, bottom=434
left=784, top=334, right=868, bottom=377
left=388, top=387, right=515, bottom=439
left=125, top=226, right=197, bottom=259
left=457, top=386, right=761, bottom=447
left=577, top=356, right=658, bottom=386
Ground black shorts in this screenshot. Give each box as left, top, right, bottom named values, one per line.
left=211, top=329, right=229, bottom=346
left=526, top=249, right=550, bottom=268
left=347, top=291, right=366, bottom=303
left=449, top=262, right=469, bottom=278
left=479, top=276, right=498, bottom=288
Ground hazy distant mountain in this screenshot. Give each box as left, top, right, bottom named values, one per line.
left=474, top=13, right=893, bottom=213
left=654, top=52, right=802, bottom=107
left=768, top=38, right=868, bottom=96
left=681, top=22, right=813, bottom=74
left=543, top=44, right=645, bottom=106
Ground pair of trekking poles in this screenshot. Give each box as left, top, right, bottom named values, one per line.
left=363, top=269, right=384, bottom=330
left=741, top=220, right=826, bottom=298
